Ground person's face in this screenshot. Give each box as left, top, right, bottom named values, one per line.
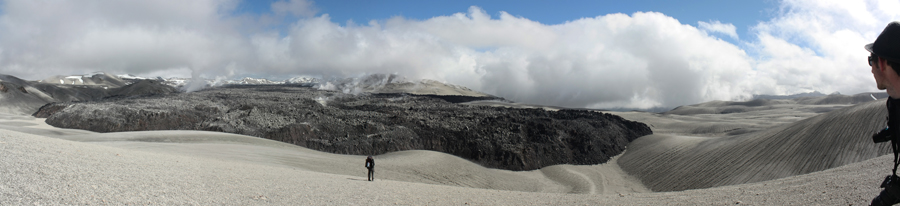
left=872, top=54, right=900, bottom=98
left=872, top=54, right=889, bottom=90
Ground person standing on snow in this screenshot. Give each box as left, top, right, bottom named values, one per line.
left=365, top=156, right=375, bottom=181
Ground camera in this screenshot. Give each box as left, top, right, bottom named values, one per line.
left=884, top=175, right=900, bottom=188
left=875, top=128, right=892, bottom=143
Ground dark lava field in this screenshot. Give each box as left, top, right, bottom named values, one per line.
left=34, top=83, right=652, bottom=171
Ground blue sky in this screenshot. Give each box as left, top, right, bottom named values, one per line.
left=238, top=0, right=777, bottom=44
left=0, top=0, right=897, bottom=109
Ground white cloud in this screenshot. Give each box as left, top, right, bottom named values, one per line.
left=698, top=20, right=739, bottom=40
left=0, top=0, right=248, bottom=80
left=0, top=0, right=897, bottom=109
left=750, top=0, right=900, bottom=97
left=251, top=9, right=754, bottom=108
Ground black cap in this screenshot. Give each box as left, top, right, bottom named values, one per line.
left=867, top=21, right=900, bottom=63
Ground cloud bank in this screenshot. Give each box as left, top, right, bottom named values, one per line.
left=0, top=0, right=898, bottom=109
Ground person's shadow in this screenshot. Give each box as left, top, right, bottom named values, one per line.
left=347, top=177, right=370, bottom=181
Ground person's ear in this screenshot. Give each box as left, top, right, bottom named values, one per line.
left=884, top=59, right=891, bottom=73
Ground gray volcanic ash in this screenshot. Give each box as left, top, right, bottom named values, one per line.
left=616, top=96, right=892, bottom=192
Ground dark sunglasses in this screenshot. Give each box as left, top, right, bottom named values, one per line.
left=870, top=54, right=878, bottom=66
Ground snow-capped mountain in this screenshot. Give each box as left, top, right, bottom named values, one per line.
left=285, top=76, right=320, bottom=85
left=116, top=75, right=295, bottom=88
left=38, top=72, right=129, bottom=88
left=33, top=72, right=491, bottom=97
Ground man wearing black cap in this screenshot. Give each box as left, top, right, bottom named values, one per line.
left=868, top=21, right=900, bottom=206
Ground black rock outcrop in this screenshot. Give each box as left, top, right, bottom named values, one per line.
left=108, top=79, right=178, bottom=98
left=36, top=85, right=652, bottom=171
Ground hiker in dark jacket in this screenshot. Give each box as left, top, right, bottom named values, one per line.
left=867, top=21, right=900, bottom=206
left=365, top=156, right=375, bottom=181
